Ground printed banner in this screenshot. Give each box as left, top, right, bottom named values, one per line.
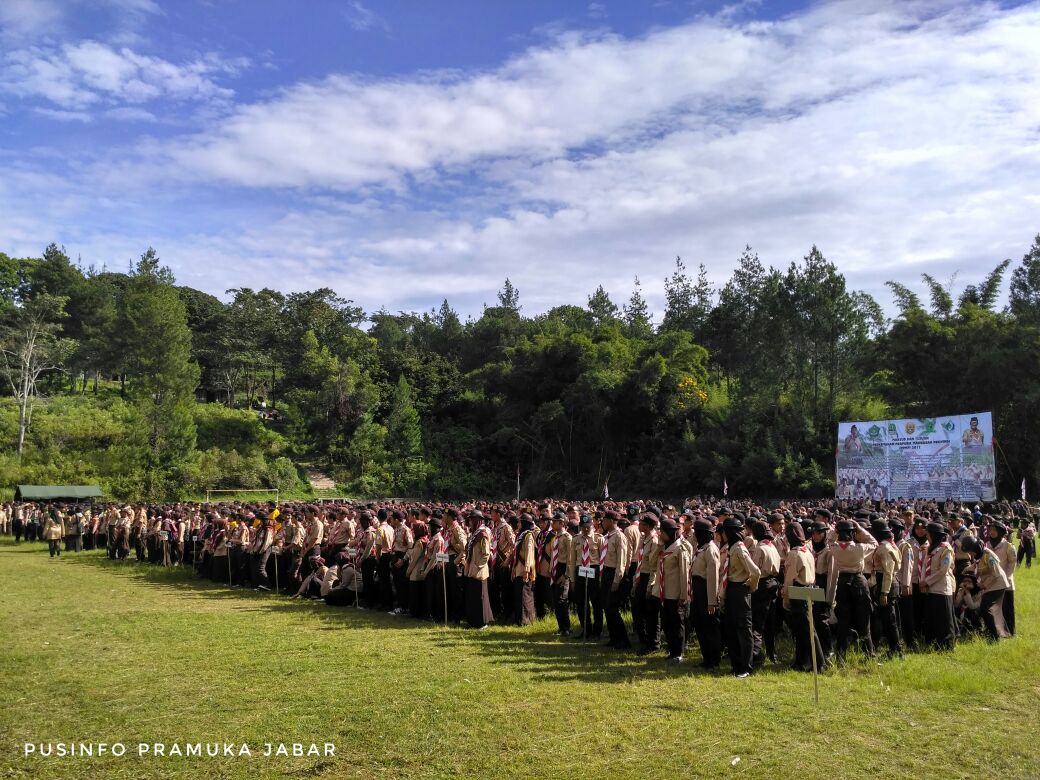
left=836, top=412, right=995, bottom=502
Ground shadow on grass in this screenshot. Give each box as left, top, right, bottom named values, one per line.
left=63, top=549, right=817, bottom=684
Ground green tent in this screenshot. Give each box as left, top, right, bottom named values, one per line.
left=14, top=485, right=103, bottom=501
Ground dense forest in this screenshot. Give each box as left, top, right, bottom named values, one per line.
left=1, top=236, right=1039, bottom=502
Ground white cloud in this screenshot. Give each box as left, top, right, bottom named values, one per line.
left=0, top=0, right=62, bottom=41
left=1, top=40, right=248, bottom=111
left=106, top=105, right=157, bottom=121
left=3, top=0, right=1040, bottom=319
left=343, top=1, right=386, bottom=32
left=34, top=106, right=92, bottom=122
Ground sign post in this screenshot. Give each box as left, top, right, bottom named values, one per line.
left=436, top=552, right=450, bottom=626
left=789, top=585, right=827, bottom=704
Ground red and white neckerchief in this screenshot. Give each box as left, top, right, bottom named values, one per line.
left=925, top=541, right=952, bottom=578
left=916, top=542, right=928, bottom=581
left=637, top=530, right=657, bottom=574
left=535, top=529, right=547, bottom=561
left=600, top=531, right=611, bottom=568
left=550, top=534, right=559, bottom=575
left=581, top=536, right=592, bottom=567
left=425, top=531, right=442, bottom=563
left=489, top=523, right=498, bottom=565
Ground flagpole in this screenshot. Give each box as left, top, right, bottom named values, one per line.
left=516, top=463, right=520, bottom=502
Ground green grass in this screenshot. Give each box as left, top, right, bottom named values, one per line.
left=1, top=539, right=1037, bottom=780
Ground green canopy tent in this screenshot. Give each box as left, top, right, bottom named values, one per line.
left=14, top=485, right=103, bottom=501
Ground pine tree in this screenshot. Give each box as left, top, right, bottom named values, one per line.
left=623, top=276, right=652, bottom=337
left=1010, top=235, right=1040, bottom=324
left=497, top=278, right=520, bottom=311
left=587, top=284, right=619, bottom=326
left=121, top=248, right=201, bottom=498
left=386, top=374, right=426, bottom=493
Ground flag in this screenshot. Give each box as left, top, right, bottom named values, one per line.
left=723, top=476, right=728, bottom=497
left=1022, top=478, right=1027, bottom=501
left=603, top=480, right=609, bottom=500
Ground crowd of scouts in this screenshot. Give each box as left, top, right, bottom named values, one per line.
left=3, top=497, right=1033, bottom=677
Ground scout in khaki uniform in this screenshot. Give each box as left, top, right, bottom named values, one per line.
left=987, top=521, right=1016, bottom=636
left=491, top=510, right=516, bottom=622
left=406, top=521, right=430, bottom=619
left=391, top=511, right=414, bottom=614
left=549, top=513, right=573, bottom=636
left=782, top=522, right=825, bottom=671
left=748, top=520, right=781, bottom=666
left=359, top=513, right=380, bottom=609
left=633, top=514, right=662, bottom=655
left=921, top=521, right=956, bottom=650
left=721, top=514, right=760, bottom=678
left=463, top=511, right=494, bottom=628
left=42, top=511, right=65, bottom=557
left=869, top=522, right=902, bottom=656
left=826, top=519, right=877, bottom=660
left=512, top=515, right=537, bottom=626
left=422, top=516, right=448, bottom=621
left=600, top=511, right=632, bottom=649
left=689, top=517, right=721, bottom=667
left=568, top=515, right=603, bottom=638
left=444, top=508, right=469, bottom=623
left=963, top=537, right=1010, bottom=639
left=652, top=518, right=690, bottom=663
left=621, top=514, right=642, bottom=612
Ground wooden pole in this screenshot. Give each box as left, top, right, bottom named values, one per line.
left=807, top=598, right=820, bottom=704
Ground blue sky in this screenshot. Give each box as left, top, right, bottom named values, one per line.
left=1, top=0, right=1038, bottom=318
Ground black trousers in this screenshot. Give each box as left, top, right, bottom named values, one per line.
left=573, top=568, right=602, bottom=637
left=534, top=574, right=551, bottom=619
left=465, top=577, right=493, bottom=628
left=426, top=569, right=446, bottom=621
left=410, top=577, right=427, bottom=619
left=493, top=565, right=512, bottom=622
left=211, top=554, right=229, bottom=583
left=834, top=573, right=874, bottom=658
left=1002, top=590, right=1015, bottom=636
left=899, top=592, right=917, bottom=650
left=602, top=567, right=631, bottom=647
left=445, top=559, right=464, bottom=622
left=724, top=581, right=754, bottom=675
left=980, top=589, right=1009, bottom=639
left=361, top=557, right=378, bottom=607
left=924, top=592, right=956, bottom=650
left=48, top=539, right=61, bottom=557
left=751, top=576, right=779, bottom=664
left=631, top=574, right=649, bottom=646
left=250, top=549, right=272, bottom=588
left=785, top=598, right=825, bottom=670
left=690, top=575, right=721, bottom=666
left=871, top=585, right=902, bottom=654
left=392, top=552, right=409, bottom=610
left=551, top=577, right=571, bottom=633
left=513, top=577, right=535, bottom=625
left=378, top=554, right=395, bottom=611
left=661, top=598, right=686, bottom=658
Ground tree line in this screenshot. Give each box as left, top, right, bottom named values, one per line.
left=2, top=236, right=1039, bottom=501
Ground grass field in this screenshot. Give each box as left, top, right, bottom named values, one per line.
left=1, top=539, right=1037, bottom=780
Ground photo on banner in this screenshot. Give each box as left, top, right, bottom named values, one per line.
left=835, top=411, right=995, bottom=502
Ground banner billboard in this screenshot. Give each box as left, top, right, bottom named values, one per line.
left=836, top=411, right=996, bottom=502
